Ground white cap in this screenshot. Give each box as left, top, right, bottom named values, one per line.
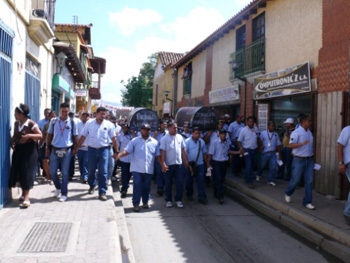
left=224, top=114, right=230, bottom=118
left=284, top=118, right=294, bottom=124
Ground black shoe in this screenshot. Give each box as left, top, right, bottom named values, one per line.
left=121, top=191, right=127, bottom=198
left=156, top=190, right=163, bottom=197
left=88, top=186, right=96, bottom=194
left=142, top=203, right=149, bottom=209
left=247, top=183, right=255, bottom=189
left=198, top=199, right=208, bottom=205
left=133, top=206, right=140, bottom=212
left=219, top=198, right=224, bottom=204
left=99, top=194, right=107, bottom=201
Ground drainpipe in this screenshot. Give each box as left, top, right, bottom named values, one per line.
left=173, top=68, right=178, bottom=117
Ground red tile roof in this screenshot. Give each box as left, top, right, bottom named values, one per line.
left=173, top=0, right=267, bottom=68
left=158, top=52, right=184, bottom=68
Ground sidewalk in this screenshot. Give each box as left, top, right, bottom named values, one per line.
left=224, top=172, right=350, bottom=263
left=0, top=176, right=122, bottom=263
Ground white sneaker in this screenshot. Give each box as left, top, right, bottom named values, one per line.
left=256, top=176, right=260, bottom=182
left=59, top=195, right=67, bottom=202
left=268, top=182, right=276, bottom=187
left=54, top=189, right=61, bottom=198
left=285, top=194, right=291, bottom=203
left=305, top=203, right=315, bottom=210
left=166, top=201, right=173, bottom=208
left=176, top=201, right=184, bottom=208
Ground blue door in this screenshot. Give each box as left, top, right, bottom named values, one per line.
left=0, top=21, right=14, bottom=209
left=25, top=72, right=40, bottom=122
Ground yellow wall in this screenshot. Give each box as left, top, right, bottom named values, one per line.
left=177, top=66, right=184, bottom=102
left=265, top=0, right=322, bottom=72
left=212, top=30, right=236, bottom=91
left=191, top=51, right=206, bottom=98
left=55, top=31, right=82, bottom=58
left=153, top=57, right=174, bottom=116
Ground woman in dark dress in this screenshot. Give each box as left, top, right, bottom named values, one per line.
left=9, top=104, right=42, bottom=208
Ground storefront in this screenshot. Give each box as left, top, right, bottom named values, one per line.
left=254, top=62, right=314, bottom=135
left=209, top=85, right=241, bottom=120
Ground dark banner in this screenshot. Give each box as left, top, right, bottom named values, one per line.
left=254, top=62, right=311, bottom=99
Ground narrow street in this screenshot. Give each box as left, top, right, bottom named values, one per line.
left=116, top=179, right=338, bottom=263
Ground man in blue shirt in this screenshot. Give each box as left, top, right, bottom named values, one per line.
left=117, top=124, right=158, bottom=212
left=185, top=127, right=208, bottom=204
left=46, top=103, right=77, bottom=202
left=160, top=122, right=189, bottom=208
left=285, top=115, right=315, bottom=210
left=38, top=108, right=51, bottom=178
left=207, top=129, right=234, bottom=204
left=153, top=120, right=168, bottom=196
left=117, top=124, right=134, bottom=198
left=38, top=108, right=51, bottom=131
left=238, top=116, right=261, bottom=189
left=257, top=121, right=282, bottom=186
left=338, top=125, right=350, bottom=223
left=73, top=107, right=119, bottom=201
left=228, top=114, right=244, bottom=176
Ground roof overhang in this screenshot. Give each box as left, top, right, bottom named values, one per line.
left=90, top=56, right=106, bottom=74
left=53, top=42, right=86, bottom=83
left=173, top=0, right=268, bottom=68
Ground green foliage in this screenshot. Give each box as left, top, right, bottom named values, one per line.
left=121, top=54, right=157, bottom=107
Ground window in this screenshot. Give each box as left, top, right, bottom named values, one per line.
left=183, top=62, right=192, bottom=95
left=25, top=56, right=41, bottom=122
left=236, top=25, right=246, bottom=50
left=252, top=12, right=265, bottom=41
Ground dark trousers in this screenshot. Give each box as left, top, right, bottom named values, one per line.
left=164, top=164, right=184, bottom=202
left=212, top=160, right=228, bottom=199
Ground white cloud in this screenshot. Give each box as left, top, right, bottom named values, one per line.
left=101, top=6, right=232, bottom=104
left=109, top=7, right=163, bottom=35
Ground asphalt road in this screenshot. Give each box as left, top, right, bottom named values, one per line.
left=118, top=180, right=338, bottom=263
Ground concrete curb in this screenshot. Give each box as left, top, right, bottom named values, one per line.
left=106, top=183, right=123, bottom=263
left=224, top=178, right=350, bottom=263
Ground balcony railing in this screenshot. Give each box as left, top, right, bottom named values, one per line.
left=230, top=37, right=265, bottom=79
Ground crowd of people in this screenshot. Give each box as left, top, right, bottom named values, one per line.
left=8, top=103, right=350, bottom=224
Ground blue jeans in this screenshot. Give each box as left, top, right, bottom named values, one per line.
left=120, top=161, right=132, bottom=192
left=285, top=157, right=314, bottom=205
left=185, top=164, right=207, bottom=201
left=88, top=147, right=109, bottom=195
left=344, top=168, right=350, bottom=216
left=50, top=148, right=72, bottom=196
left=258, top=152, right=277, bottom=182
left=155, top=161, right=164, bottom=191
left=211, top=160, right=228, bottom=199
left=278, top=147, right=293, bottom=180
left=132, top=172, right=153, bottom=206
left=107, top=147, right=114, bottom=180
left=244, top=149, right=258, bottom=184
left=77, top=150, right=88, bottom=180
left=164, top=164, right=184, bottom=202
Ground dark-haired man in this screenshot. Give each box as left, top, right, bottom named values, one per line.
left=46, top=103, right=77, bottom=202
left=285, top=115, right=315, bottom=210
left=73, top=107, right=119, bottom=201
left=238, top=116, right=260, bottom=188
left=185, top=127, right=208, bottom=204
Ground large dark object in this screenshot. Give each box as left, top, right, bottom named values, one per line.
left=175, top=107, right=218, bottom=131
left=127, top=108, right=159, bottom=132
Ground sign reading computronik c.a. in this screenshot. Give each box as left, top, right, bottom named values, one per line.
left=254, top=62, right=311, bottom=100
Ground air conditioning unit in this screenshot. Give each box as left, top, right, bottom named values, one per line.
left=32, top=9, right=45, bottom=18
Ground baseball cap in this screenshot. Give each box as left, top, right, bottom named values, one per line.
left=283, top=118, right=294, bottom=124
left=141, top=123, right=151, bottom=130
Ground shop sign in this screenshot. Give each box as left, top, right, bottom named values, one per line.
left=209, top=86, right=239, bottom=104
left=254, top=62, right=311, bottom=99
left=75, top=90, right=87, bottom=97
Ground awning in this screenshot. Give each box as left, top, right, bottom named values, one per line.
left=53, top=42, right=86, bottom=83
left=52, top=74, right=70, bottom=94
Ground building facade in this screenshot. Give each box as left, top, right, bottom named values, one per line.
left=152, top=52, right=183, bottom=117
left=173, top=0, right=350, bottom=198
left=0, top=0, right=55, bottom=208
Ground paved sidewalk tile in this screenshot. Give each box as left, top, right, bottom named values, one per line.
left=0, top=178, right=121, bottom=263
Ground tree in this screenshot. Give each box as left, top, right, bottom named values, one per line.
left=121, top=54, right=157, bottom=108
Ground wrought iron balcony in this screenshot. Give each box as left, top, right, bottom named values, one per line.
left=230, top=38, right=265, bottom=80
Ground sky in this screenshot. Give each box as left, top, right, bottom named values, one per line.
left=55, top=0, right=251, bottom=106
